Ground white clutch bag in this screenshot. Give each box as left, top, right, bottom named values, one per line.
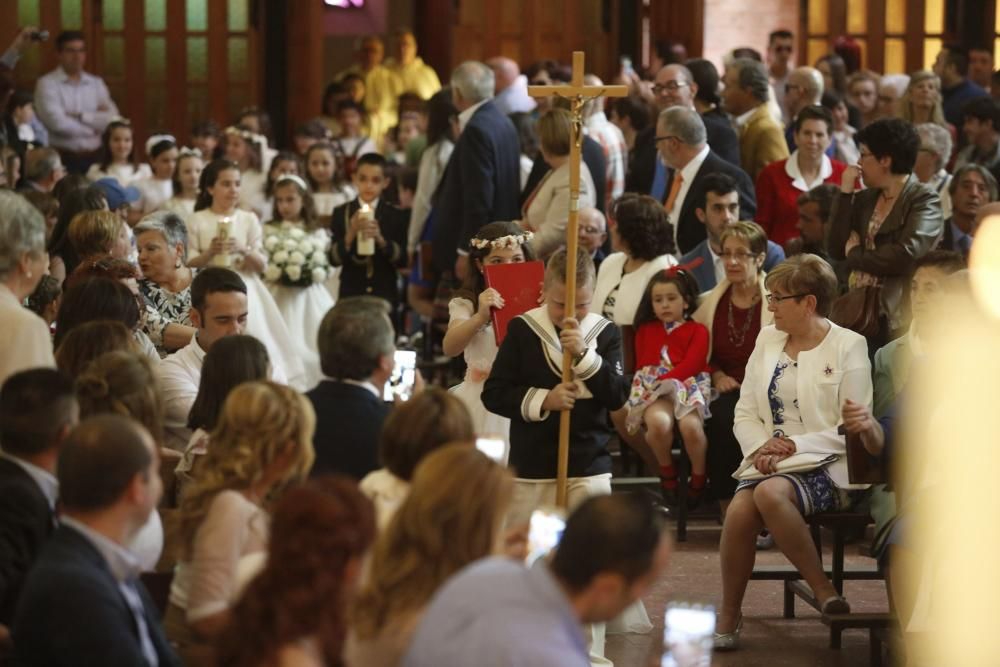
left=733, top=453, right=839, bottom=481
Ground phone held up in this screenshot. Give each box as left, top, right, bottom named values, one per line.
left=383, top=350, right=417, bottom=402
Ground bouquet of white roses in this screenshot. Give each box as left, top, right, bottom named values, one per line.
left=261, top=224, right=331, bottom=287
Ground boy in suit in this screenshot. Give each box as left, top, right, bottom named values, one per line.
left=330, top=152, right=408, bottom=323
left=0, top=369, right=78, bottom=641
left=483, top=247, right=630, bottom=519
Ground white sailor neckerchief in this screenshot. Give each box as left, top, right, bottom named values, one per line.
left=518, top=306, right=611, bottom=399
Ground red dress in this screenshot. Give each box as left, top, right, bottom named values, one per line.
left=625, top=319, right=713, bottom=434
left=754, top=155, right=846, bottom=247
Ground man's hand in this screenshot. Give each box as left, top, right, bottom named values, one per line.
left=541, top=382, right=580, bottom=412
left=842, top=398, right=884, bottom=456
left=8, top=26, right=39, bottom=55
left=559, top=317, right=585, bottom=357
left=713, top=371, right=741, bottom=394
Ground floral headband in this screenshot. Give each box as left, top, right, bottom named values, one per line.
left=275, top=174, right=308, bottom=191
left=145, top=134, right=176, bottom=156
left=178, top=146, right=202, bottom=158
left=469, top=231, right=534, bottom=250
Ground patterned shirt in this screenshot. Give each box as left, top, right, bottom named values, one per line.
left=140, top=276, right=194, bottom=355
left=585, top=111, right=627, bottom=210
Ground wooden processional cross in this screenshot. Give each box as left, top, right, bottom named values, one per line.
left=528, top=52, right=628, bottom=508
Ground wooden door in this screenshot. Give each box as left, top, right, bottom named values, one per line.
left=2, top=0, right=262, bottom=151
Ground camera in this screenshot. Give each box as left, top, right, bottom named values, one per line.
left=30, top=30, right=49, bottom=42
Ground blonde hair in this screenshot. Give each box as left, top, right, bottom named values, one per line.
left=67, top=210, right=123, bottom=259
left=75, top=350, right=164, bottom=444
left=179, top=381, right=316, bottom=556
left=720, top=220, right=768, bottom=272
left=537, top=108, right=574, bottom=157
left=898, top=70, right=948, bottom=128
left=765, top=254, right=839, bottom=317
left=351, top=445, right=513, bottom=638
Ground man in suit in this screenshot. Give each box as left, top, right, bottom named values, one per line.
left=13, top=414, right=178, bottom=666
left=655, top=107, right=756, bottom=255
left=577, top=207, right=608, bottom=272
left=0, top=369, right=77, bottom=646
left=722, top=58, right=790, bottom=181
left=626, top=64, right=740, bottom=197
left=680, top=173, right=785, bottom=292
left=307, top=297, right=400, bottom=480
left=433, top=61, right=521, bottom=280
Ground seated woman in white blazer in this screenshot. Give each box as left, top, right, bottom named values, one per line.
left=520, top=108, right=597, bottom=259
left=592, top=193, right=678, bottom=327
left=713, top=254, right=873, bottom=651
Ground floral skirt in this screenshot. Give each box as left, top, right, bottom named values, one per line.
left=624, top=366, right=714, bottom=435
left=735, top=468, right=849, bottom=516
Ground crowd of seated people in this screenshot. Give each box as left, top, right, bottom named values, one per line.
left=0, top=19, right=997, bottom=665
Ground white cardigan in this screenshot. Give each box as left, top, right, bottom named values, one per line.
left=733, top=322, right=873, bottom=489
left=523, top=159, right=597, bottom=258
left=590, top=252, right=677, bottom=326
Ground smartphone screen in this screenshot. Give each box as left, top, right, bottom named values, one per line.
left=661, top=604, right=715, bottom=667
left=383, top=350, right=417, bottom=402
left=475, top=437, right=507, bottom=463
left=526, top=508, right=566, bottom=565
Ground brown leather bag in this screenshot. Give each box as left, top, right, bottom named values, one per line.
left=830, top=285, right=882, bottom=338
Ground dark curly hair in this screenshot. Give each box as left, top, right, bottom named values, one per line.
left=54, top=277, right=141, bottom=349
left=632, top=267, right=702, bottom=327
left=215, top=476, right=375, bottom=667
left=610, top=193, right=676, bottom=260
left=855, top=118, right=921, bottom=174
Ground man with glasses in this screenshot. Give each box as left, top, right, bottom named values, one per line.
left=626, top=64, right=739, bottom=197
left=722, top=58, right=790, bottom=181
left=767, top=30, right=795, bottom=124
left=655, top=107, right=756, bottom=254
left=34, top=31, right=119, bottom=175
left=577, top=207, right=608, bottom=271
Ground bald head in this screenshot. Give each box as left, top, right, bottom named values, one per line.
left=487, top=57, right=519, bottom=93
left=786, top=66, right=824, bottom=117
left=578, top=207, right=607, bottom=254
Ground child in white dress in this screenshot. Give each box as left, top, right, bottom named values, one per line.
left=258, top=151, right=303, bottom=224
left=134, top=134, right=179, bottom=213
left=185, top=159, right=307, bottom=390
left=223, top=126, right=267, bottom=218
left=442, top=222, right=536, bottom=461
left=162, top=149, right=203, bottom=223
left=264, top=174, right=334, bottom=390
left=305, top=142, right=355, bottom=225
left=86, top=118, right=153, bottom=186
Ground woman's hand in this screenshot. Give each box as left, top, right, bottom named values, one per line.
left=844, top=231, right=860, bottom=255
left=208, top=236, right=227, bottom=257
left=841, top=165, right=860, bottom=194
left=476, top=287, right=505, bottom=322
left=753, top=437, right=796, bottom=474
left=713, top=371, right=741, bottom=394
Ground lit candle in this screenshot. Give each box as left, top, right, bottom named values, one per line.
left=356, top=203, right=375, bottom=256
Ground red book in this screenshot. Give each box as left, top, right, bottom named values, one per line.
left=484, top=260, right=546, bottom=346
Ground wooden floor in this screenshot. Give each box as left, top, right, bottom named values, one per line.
left=604, top=518, right=891, bottom=667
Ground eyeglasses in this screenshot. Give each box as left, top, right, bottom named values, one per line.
left=579, top=225, right=604, bottom=235
left=652, top=81, right=689, bottom=94
left=720, top=251, right=756, bottom=261
left=765, top=293, right=809, bottom=304
left=654, top=135, right=678, bottom=144
left=858, top=150, right=875, bottom=160
left=774, top=46, right=793, bottom=54
left=785, top=83, right=802, bottom=94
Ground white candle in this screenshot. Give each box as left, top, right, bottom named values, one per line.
left=213, top=217, right=232, bottom=267
left=356, top=203, right=375, bottom=256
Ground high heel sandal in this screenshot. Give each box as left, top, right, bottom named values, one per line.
left=712, top=615, right=743, bottom=651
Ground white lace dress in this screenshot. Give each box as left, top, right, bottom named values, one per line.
left=447, top=298, right=509, bottom=460
left=265, top=221, right=335, bottom=390
left=186, top=208, right=308, bottom=390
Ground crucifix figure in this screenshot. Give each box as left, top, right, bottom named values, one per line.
left=528, top=52, right=628, bottom=508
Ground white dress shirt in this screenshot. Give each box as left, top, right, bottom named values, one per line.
left=667, top=145, right=711, bottom=249
left=34, top=67, right=119, bottom=153
left=0, top=452, right=58, bottom=509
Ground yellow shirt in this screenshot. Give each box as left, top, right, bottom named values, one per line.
left=387, top=56, right=442, bottom=100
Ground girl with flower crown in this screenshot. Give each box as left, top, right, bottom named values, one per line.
left=626, top=263, right=714, bottom=508
left=223, top=126, right=267, bottom=217
left=443, top=222, right=536, bottom=460
left=263, top=174, right=334, bottom=389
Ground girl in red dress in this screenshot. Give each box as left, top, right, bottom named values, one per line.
left=627, top=265, right=714, bottom=506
